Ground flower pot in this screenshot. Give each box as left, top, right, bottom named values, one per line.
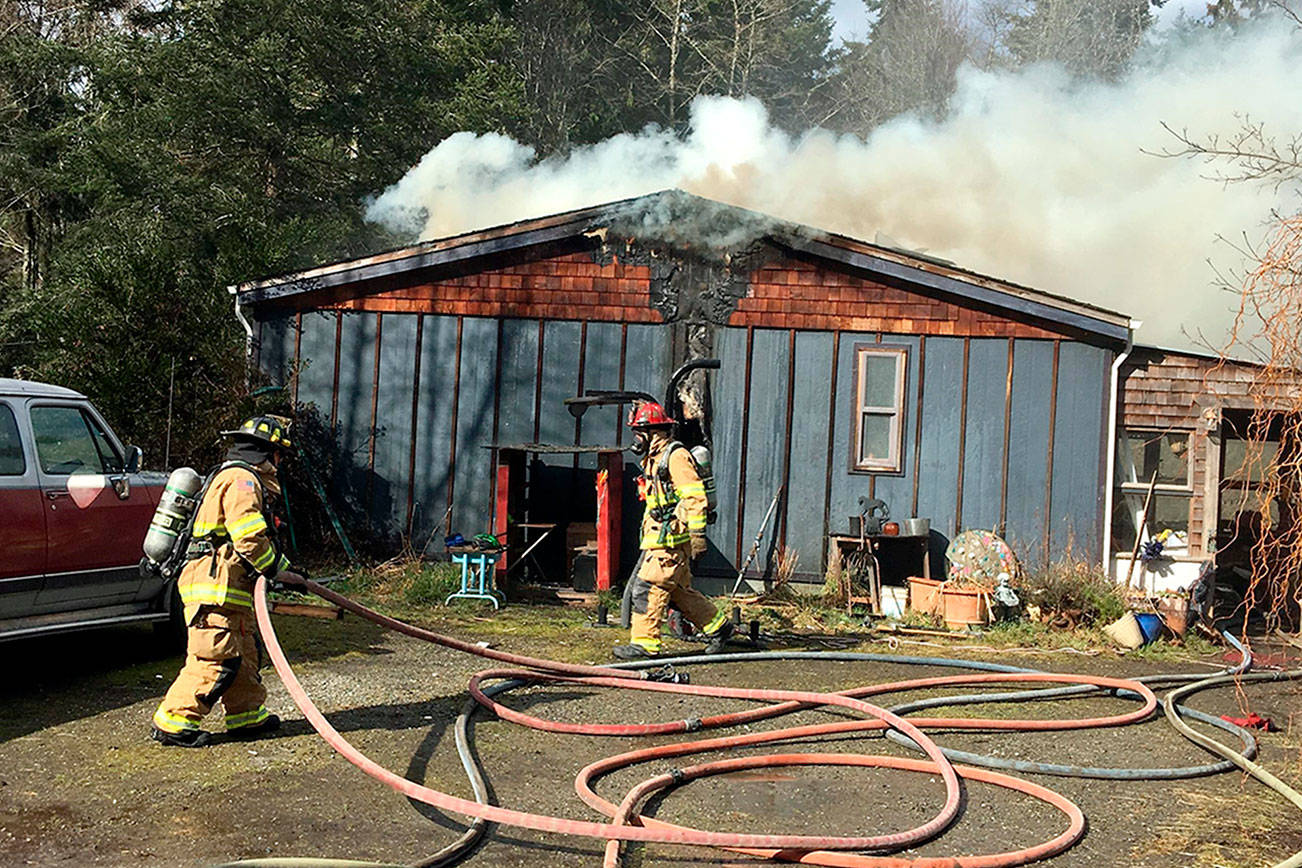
left=1156, top=597, right=1188, bottom=637
left=907, top=576, right=943, bottom=616
left=941, top=585, right=989, bottom=630
left=1103, top=612, right=1144, bottom=650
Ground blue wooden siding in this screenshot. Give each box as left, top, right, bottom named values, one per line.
left=495, top=319, right=538, bottom=448
left=740, top=329, right=789, bottom=578
left=296, top=311, right=336, bottom=417
left=371, top=314, right=418, bottom=531
left=410, top=315, right=460, bottom=540
left=960, top=339, right=1009, bottom=534
left=331, top=313, right=376, bottom=506
left=623, top=324, right=670, bottom=399
left=261, top=310, right=1113, bottom=577
left=913, top=337, right=965, bottom=544
left=706, top=330, right=1111, bottom=578
left=1049, top=343, right=1110, bottom=560
left=707, top=327, right=749, bottom=573
left=538, top=321, right=582, bottom=447
left=785, top=331, right=835, bottom=571
left=450, top=318, right=498, bottom=536
left=257, top=315, right=294, bottom=388
left=577, top=322, right=624, bottom=458
left=1004, top=340, right=1055, bottom=567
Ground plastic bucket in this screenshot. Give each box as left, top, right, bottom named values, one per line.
left=1103, top=612, right=1144, bottom=649
left=1135, top=612, right=1164, bottom=644
left=880, top=586, right=907, bottom=618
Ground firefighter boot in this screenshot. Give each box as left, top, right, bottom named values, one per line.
left=151, top=726, right=212, bottom=748
left=227, top=713, right=281, bottom=740
left=703, top=620, right=735, bottom=655
left=612, top=642, right=659, bottom=660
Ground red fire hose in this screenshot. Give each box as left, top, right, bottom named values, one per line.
left=251, top=577, right=1164, bottom=866
left=469, top=668, right=1155, bottom=736
left=601, top=755, right=1085, bottom=868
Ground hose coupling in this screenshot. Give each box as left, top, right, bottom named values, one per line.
left=683, top=717, right=703, bottom=732
left=666, top=767, right=687, bottom=785
left=646, top=665, right=690, bottom=685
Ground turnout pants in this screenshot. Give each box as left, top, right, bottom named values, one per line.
left=629, top=545, right=725, bottom=652
left=153, top=606, right=270, bottom=734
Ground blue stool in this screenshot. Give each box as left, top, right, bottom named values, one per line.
left=446, top=549, right=504, bottom=609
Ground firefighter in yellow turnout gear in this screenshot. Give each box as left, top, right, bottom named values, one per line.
left=151, top=416, right=302, bottom=747
left=613, top=402, right=733, bottom=660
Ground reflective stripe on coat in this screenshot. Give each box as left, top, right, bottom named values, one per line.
left=179, top=464, right=289, bottom=619
left=639, top=439, right=708, bottom=550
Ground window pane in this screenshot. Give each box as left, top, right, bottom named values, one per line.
left=83, top=412, right=122, bottom=472
left=0, top=404, right=24, bottom=476
left=1122, top=430, right=1189, bottom=486
left=1111, top=489, right=1190, bottom=550
left=862, top=354, right=898, bottom=409
left=859, top=412, right=893, bottom=463
left=31, top=406, right=105, bottom=475
left=1222, top=438, right=1279, bottom=484
left=1219, top=488, right=1280, bottom=530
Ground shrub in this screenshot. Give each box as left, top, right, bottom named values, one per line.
left=1018, top=558, right=1126, bottom=627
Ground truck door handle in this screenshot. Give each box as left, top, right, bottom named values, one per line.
left=46, top=489, right=69, bottom=500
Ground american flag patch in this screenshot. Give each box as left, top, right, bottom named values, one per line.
left=240, top=480, right=256, bottom=490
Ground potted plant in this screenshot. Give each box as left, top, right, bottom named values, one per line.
left=940, top=575, right=992, bottom=630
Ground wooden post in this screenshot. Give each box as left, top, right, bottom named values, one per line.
left=1125, top=470, right=1160, bottom=590
left=493, top=449, right=521, bottom=575
left=596, top=450, right=623, bottom=591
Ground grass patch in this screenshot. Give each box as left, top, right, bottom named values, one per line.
left=1140, top=787, right=1302, bottom=867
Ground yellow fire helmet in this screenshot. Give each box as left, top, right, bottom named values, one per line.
left=222, top=415, right=294, bottom=450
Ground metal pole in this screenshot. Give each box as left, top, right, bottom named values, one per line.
left=729, top=486, right=783, bottom=598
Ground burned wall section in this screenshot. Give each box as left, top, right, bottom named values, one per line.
left=593, top=234, right=772, bottom=445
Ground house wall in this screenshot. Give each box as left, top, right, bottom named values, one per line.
left=252, top=247, right=1116, bottom=581
left=1114, top=349, right=1299, bottom=590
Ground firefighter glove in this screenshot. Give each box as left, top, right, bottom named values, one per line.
left=689, top=535, right=708, bottom=559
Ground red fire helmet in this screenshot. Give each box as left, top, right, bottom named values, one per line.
left=627, top=401, right=675, bottom=429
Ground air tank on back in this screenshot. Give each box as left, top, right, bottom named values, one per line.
left=689, top=444, right=718, bottom=522
left=142, top=467, right=203, bottom=568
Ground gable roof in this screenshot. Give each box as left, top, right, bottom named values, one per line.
left=232, top=190, right=1131, bottom=345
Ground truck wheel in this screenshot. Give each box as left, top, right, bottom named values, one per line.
left=152, top=583, right=186, bottom=652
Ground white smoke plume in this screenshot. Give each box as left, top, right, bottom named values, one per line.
left=365, top=21, right=1302, bottom=357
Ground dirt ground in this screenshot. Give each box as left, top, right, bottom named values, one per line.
left=2, top=602, right=1302, bottom=868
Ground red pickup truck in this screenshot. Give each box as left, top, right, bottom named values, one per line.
left=0, top=378, right=179, bottom=643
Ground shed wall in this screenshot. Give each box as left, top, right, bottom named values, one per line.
left=252, top=249, right=1115, bottom=579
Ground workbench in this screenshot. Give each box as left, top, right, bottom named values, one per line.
left=827, top=533, right=931, bottom=614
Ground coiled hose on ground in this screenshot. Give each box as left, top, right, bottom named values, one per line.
left=212, top=578, right=1299, bottom=868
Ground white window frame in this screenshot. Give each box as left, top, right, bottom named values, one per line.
left=1113, top=426, right=1195, bottom=554
left=852, top=345, right=908, bottom=473
left=1118, top=427, right=1194, bottom=494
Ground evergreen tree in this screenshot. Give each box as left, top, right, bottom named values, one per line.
left=0, top=0, right=521, bottom=462
left=995, top=0, right=1165, bottom=79
left=820, top=0, right=973, bottom=135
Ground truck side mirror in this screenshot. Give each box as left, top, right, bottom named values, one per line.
left=125, top=445, right=143, bottom=474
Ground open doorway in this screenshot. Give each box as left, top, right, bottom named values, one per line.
left=492, top=445, right=623, bottom=594
left=1215, top=409, right=1300, bottom=626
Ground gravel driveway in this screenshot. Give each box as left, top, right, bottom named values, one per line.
left=1, top=605, right=1300, bottom=867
